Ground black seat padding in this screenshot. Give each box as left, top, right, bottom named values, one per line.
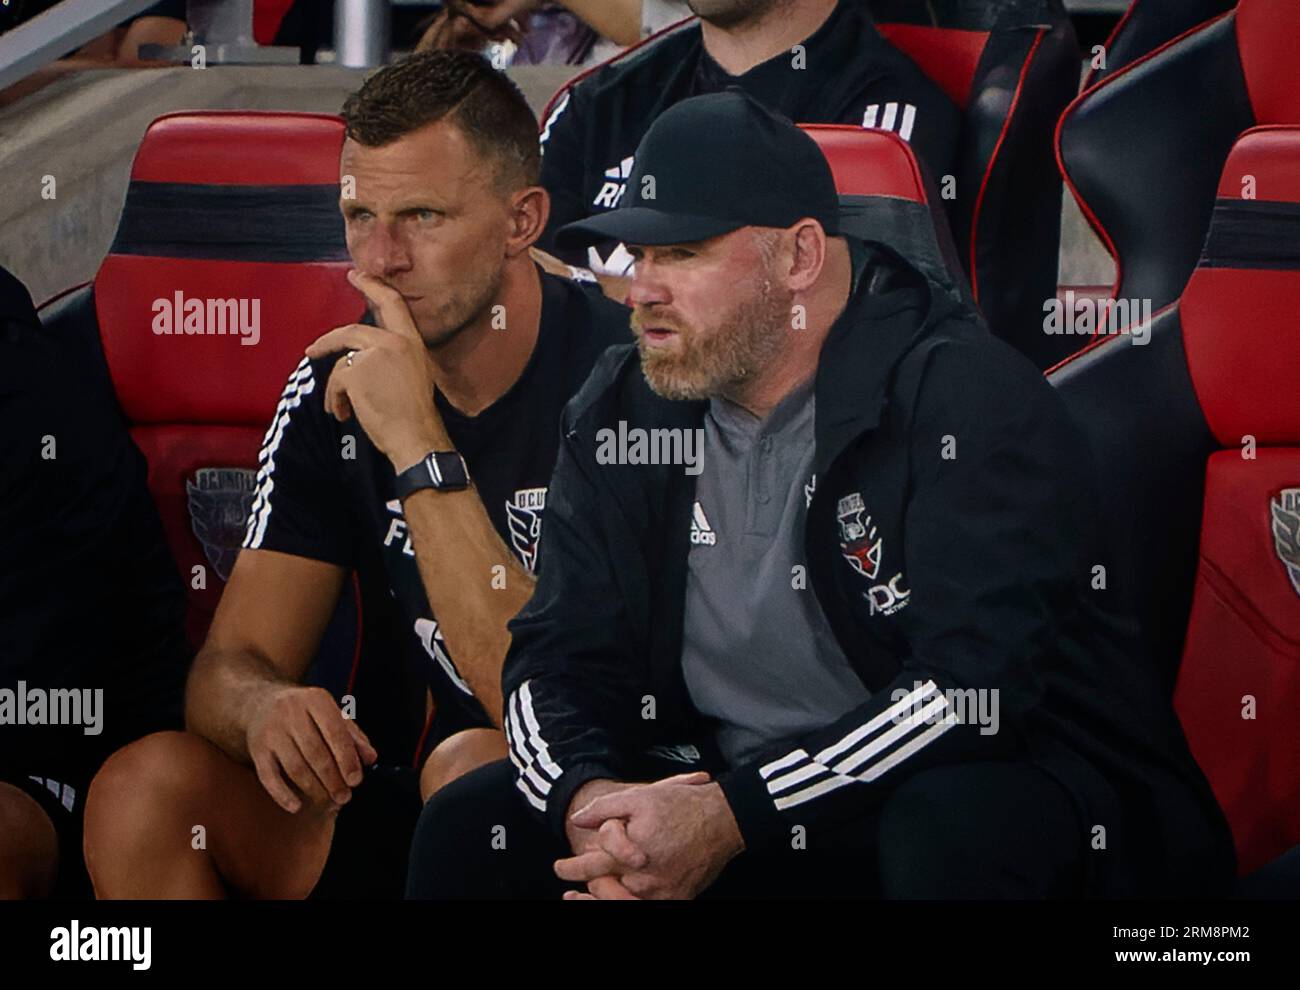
left=1087, top=0, right=1238, bottom=86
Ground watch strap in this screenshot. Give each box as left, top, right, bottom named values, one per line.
left=395, top=450, right=470, bottom=497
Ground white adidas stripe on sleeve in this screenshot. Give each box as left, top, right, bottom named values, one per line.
left=504, top=680, right=564, bottom=813
left=539, top=91, right=571, bottom=150
left=243, top=357, right=316, bottom=550
left=899, top=103, right=918, bottom=142
left=862, top=101, right=920, bottom=144
left=505, top=702, right=552, bottom=811
left=759, top=680, right=956, bottom=812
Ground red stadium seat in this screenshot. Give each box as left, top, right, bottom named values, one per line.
left=801, top=123, right=969, bottom=301
left=38, top=112, right=365, bottom=695
left=1050, top=127, right=1300, bottom=884
left=1056, top=0, right=1300, bottom=345
left=1171, top=128, right=1300, bottom=878
left=869, top=0, right=1080, bottom=369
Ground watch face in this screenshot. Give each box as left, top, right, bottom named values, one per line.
left=397, top=452, right=468, bottom=499
left=428, top=452, right=470, bottom=489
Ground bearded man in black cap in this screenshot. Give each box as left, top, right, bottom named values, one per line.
left=405, top=90, right=1235, bottom=900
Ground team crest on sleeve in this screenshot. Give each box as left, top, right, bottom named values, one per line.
left=837, top=492, right=881, bottom=579
left=506, top=488, right=547, bottom=572
left=187, top=467, right=258, bottom=581
left=1271, top=488, right=1300, bottom=596
left=837, top=490, right=910, bottom=615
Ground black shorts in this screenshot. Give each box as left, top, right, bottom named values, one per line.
left=0, top=770, right=92, bottom=899
left=310, top=764, right=424, bottom=900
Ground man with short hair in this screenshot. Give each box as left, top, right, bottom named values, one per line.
left=81, top=50, right=630, bottom=899
left=407, top=91, right=1236, bottom=899
left=536, top=0, right=960, bottom=288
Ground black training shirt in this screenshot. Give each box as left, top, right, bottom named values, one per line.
left=2, top=267, right=191, bottom=785
left=538, top=0, right=961, bottom=275
left=240, top=269, right=630, bottom=755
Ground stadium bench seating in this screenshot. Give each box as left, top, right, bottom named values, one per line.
left=1050, top=126, right=1300, bottom=887
left=1056, top=0, right=1300, bottom=339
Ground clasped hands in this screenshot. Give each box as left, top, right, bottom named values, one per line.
left=556, top=772, right=746, bottom=900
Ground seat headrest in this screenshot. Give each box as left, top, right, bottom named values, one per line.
left=95, top=112, right=363, bottom=427
left=1236, top=0, right=1300, bottom=123
left=801, top=124, right=968, bottom=298
left=801, top=124, right=928, bottom=203
left=127, top=111, right=347, bottom=185
left=1182, top=127, right=1300, bottom=447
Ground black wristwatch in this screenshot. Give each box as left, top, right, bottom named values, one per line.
left=395, top=450, right=471, bottom=498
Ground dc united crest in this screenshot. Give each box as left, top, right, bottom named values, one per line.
left=506, top=487, right=547, bottom=573
left=1271, top=488, right=1300, bottom=597
left=187, top=467, right=257, bottom=581
left=837, top=491, right=882, bottom=580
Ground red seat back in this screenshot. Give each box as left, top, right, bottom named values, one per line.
left=1172, top=127, right=1300, bottom=876
left=93, top=111, right=364, bottom=648
left=801, top=124, right=966, bottom=294
left=1051, top=127, right=1300, bottom=878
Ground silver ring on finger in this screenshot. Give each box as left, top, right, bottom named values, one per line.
left=345, top=349, right=357, bottom=367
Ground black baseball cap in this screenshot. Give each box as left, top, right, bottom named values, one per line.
left=555, top=88, right=840, bottom=249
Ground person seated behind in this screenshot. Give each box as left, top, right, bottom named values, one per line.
left=417, top=1, right=681, bottom=65
left=80, top=50, right=630, bottom=900
left=534, top=0, right=962, bottom=295
left=1, top=265, right=191, bottom=899
left=407, top=91, right=1237, bottom=900
left=0, top=1, right=186, bottom=107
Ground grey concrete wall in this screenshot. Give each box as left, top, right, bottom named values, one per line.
left=0, top=63, right=578, bottom=303
left=0, top=61, right=1113, bottom=305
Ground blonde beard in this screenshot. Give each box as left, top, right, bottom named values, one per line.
left=635, top=275, right=793, bottom=401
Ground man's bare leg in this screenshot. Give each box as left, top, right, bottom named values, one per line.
left=0, top=782, right=59, bottom=899
left=83, top=731, right=339, bottom=900
left=419, top=728, right=508, bottom=801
